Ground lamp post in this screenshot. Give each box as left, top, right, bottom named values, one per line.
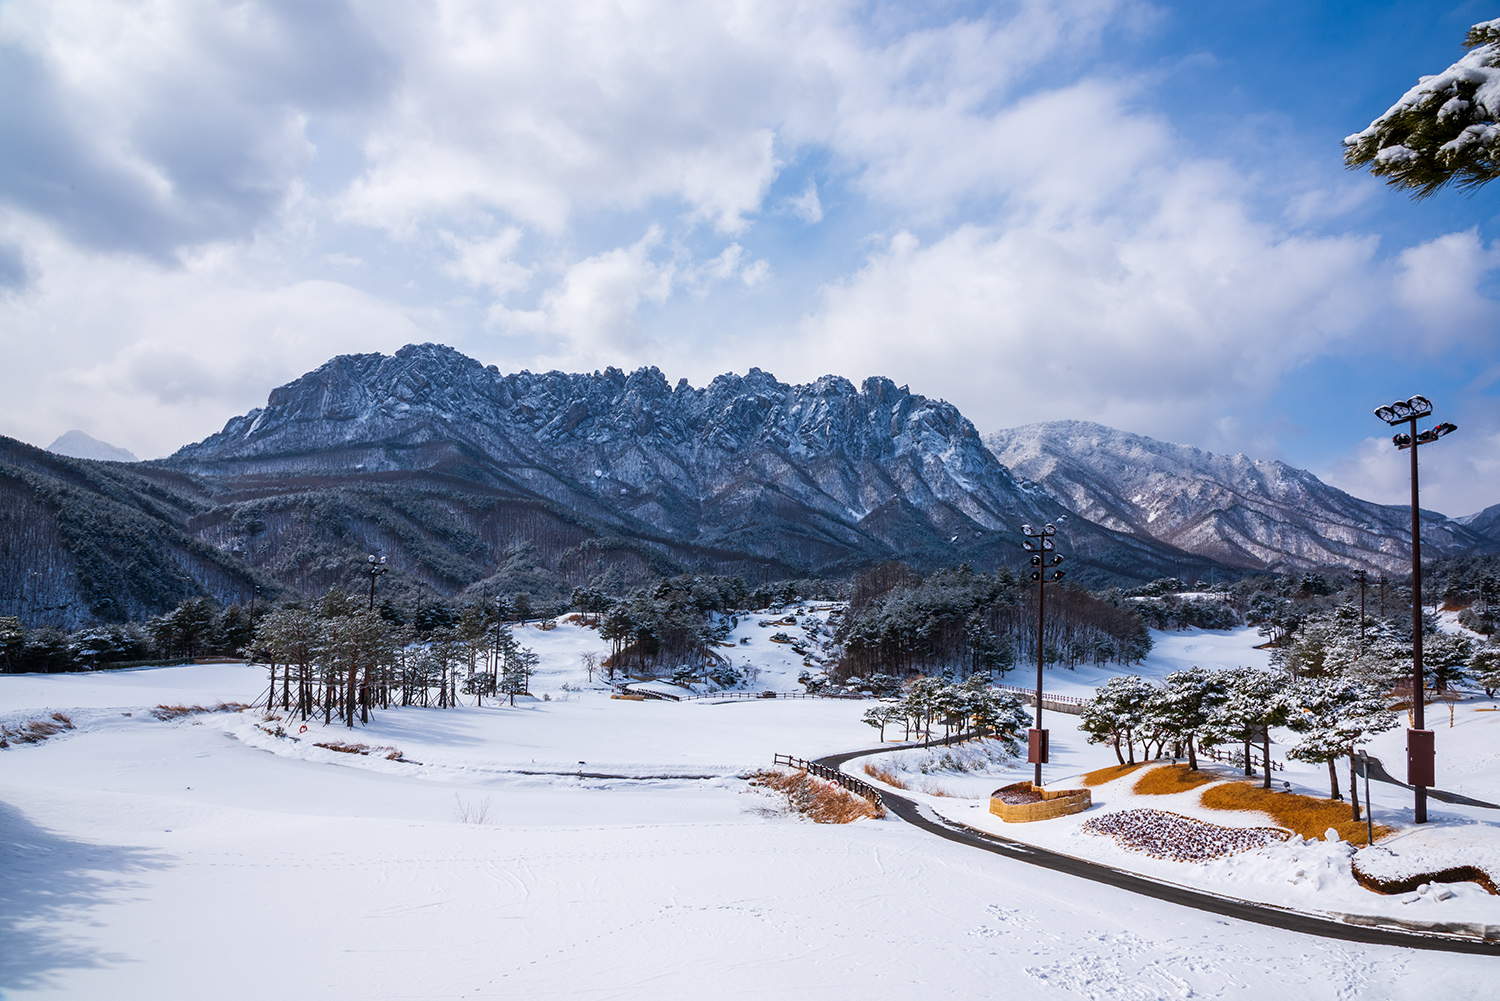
left=248, top=584, right=261, bottom=641
left=1359, top=749, right=1375, bottom=846
left=365, top=554, right=389, bottom=611
left=1373, top=394, right=1457, bottom=824
left=1021, top=522, right=1065, bottom=787
left=1353, top=569, right=1367, bottom=656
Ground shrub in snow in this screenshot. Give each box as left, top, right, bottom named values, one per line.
left=798, top=670, right=830, bottom=693
left=1351, top=846, right=1499, bottom=896
left=709, top=662, right=744, bottom=688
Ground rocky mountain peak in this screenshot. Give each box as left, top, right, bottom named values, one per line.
left=985, top=420, right=1492, bottom=572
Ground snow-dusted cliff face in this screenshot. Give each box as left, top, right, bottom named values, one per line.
left=985, top=420, right=1491, bottom=573
left=170, top=344, right=1196, bottom=579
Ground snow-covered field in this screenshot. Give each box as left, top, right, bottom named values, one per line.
left=3, top=620, right=1497, bottom=998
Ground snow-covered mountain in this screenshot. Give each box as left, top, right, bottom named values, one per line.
left=984, top=420, right=1492, bottom=574
left=47, top=429, right=137, bottom=462
left=1457, top=503, right=1500, bottom=545
left=168, top=343, right=1206, bottom=583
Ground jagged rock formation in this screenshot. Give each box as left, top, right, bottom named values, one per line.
left=985, top=420, right=1493, bottom=574
left=12, top=344, right=1493, bottom=628
left=169, top=343, right=1209, bottom=590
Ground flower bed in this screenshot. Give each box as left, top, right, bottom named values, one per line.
left=1082, top=808, right=1289, bottom=861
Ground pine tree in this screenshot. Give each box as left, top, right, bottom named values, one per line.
left=1209, top=668, right=1292, bottom=788
left=1081, top=675, right=1156, bottom=765
left=1471, top=645, right=1500, bottom=697
left=1345, top=20, right=1500, bottom=198
left=1286, top=677, right=1398, bottom=820
left=1424, top=631, right=1474, bottom=692
left=1156, top=667, right=1228, bottom=770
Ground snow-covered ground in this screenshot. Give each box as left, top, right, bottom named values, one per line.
left=3, top=619, right=1498, bottom=998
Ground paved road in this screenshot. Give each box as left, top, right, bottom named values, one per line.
left=1357, top=754, right=1500, bottom=809
left=814, top=745, right=1500, bottom=955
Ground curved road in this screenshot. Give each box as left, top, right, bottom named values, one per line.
left=814, top=745, right=1500, bottom=956
left=1357, top=754, right=1500, bottom=809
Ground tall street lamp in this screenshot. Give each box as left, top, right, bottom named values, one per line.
left=1021, top=522, right=1065, bottom=788
left=1353, top=569, right=1367, bottom=656
left=1373, top=394, right=1457, bottom=824
left=366, top=554, right=389, bottom=611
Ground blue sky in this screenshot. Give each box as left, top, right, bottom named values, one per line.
left=1, top=0, right=1498, bottom=515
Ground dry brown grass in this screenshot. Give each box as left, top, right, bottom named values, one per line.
left=313, top=740, right=411, bottom=762
left=1198, top=780, right=1392, bottom=845
left=151, top=702, right=250, bottom=721
left=862, top=761, right=955, bottom=797
left=748, top=768, right=885, bottom=823
left=863, top=762, right=908, bottom=789
left=1081, top=762, right=1149, bottom=787
left=1, top=712, right=75, bottom=747
left=1132, top=764, right=1219, bottom=796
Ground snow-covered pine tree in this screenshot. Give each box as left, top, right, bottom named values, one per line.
left=961, top=679, right=1031, bottom=753
left=500, top=646, right=538, bottom=705
left=1424, top=631, right=1475, bottom=693
left=1471, top=644, right=1500, bottom=697
left=1208, top=668, right=1291, bottom=788
left=1345, top=20, right=1500, bottom=198
left=1080, top=675, right=1156, bottom=765
left=1286, top=676, right=1398, bottom=820
left=1156, top=667, right=1228, bottom=770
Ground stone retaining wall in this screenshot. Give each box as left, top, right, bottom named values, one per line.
left=989, top=782, right=1091, bottom=823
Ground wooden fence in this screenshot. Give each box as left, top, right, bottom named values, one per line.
left=772, top=753, right=883, bottom=804
left=1200, top=745, right=1284, bottom=773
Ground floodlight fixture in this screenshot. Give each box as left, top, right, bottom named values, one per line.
left=365, top=552, right=390, bottom=610
left=1375, top=395, right=1433, bottom=426
left=1020, top=522, right=1066, bottom=789
left=1372, top=393, right=1457, bottom=824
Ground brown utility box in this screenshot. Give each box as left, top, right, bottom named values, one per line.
left=1027, top=727, right=1049, bottom=764
left=1407, top=728, right=1435, bottom=787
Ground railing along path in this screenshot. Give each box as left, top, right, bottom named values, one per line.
left=771, top=752, right=883, bottom=804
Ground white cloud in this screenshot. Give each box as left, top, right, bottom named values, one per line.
left=788, top=182, right=823, bottom=224
left=0, top=226, right=425, bottom=458
left=1393, top=229, right=1500, bottom=349
left=442, top=227, right=532, bottom=295
left=1, top=0, right=1498, bottom=507
left=338, top=0, right=821, bottom=235
left=790, top=162, right=1387, bottom=443
left=492, top=228, right=674, bottom=361
left=1321, top=425, right=1500, bottom=519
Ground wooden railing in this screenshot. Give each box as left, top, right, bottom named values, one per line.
left=772, top=753, right=883, bottom=804
left=1200, top=745, right=1284, bottom=773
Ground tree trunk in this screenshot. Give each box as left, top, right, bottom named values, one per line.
left=1262, top=728, right=1272, bottom=790
left=1349, top=747, right=1362, bottom=822
left=1112, top=734, right=1124, bottom=766
left=1125, top=729, right=1136, bottom=765
left=1327, top=758, right=1342, bottom=800
left=1243, top=734, right=1253, bottom=777
left=346, top=659, right=358, bottom=728
left=1187, top=735, right=1198, bottom=772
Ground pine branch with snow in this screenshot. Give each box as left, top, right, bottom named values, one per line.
left=1345, top=20, right=1500, bottom=198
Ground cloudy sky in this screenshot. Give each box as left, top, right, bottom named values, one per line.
left=2, top=0, right=1498, bottom=515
